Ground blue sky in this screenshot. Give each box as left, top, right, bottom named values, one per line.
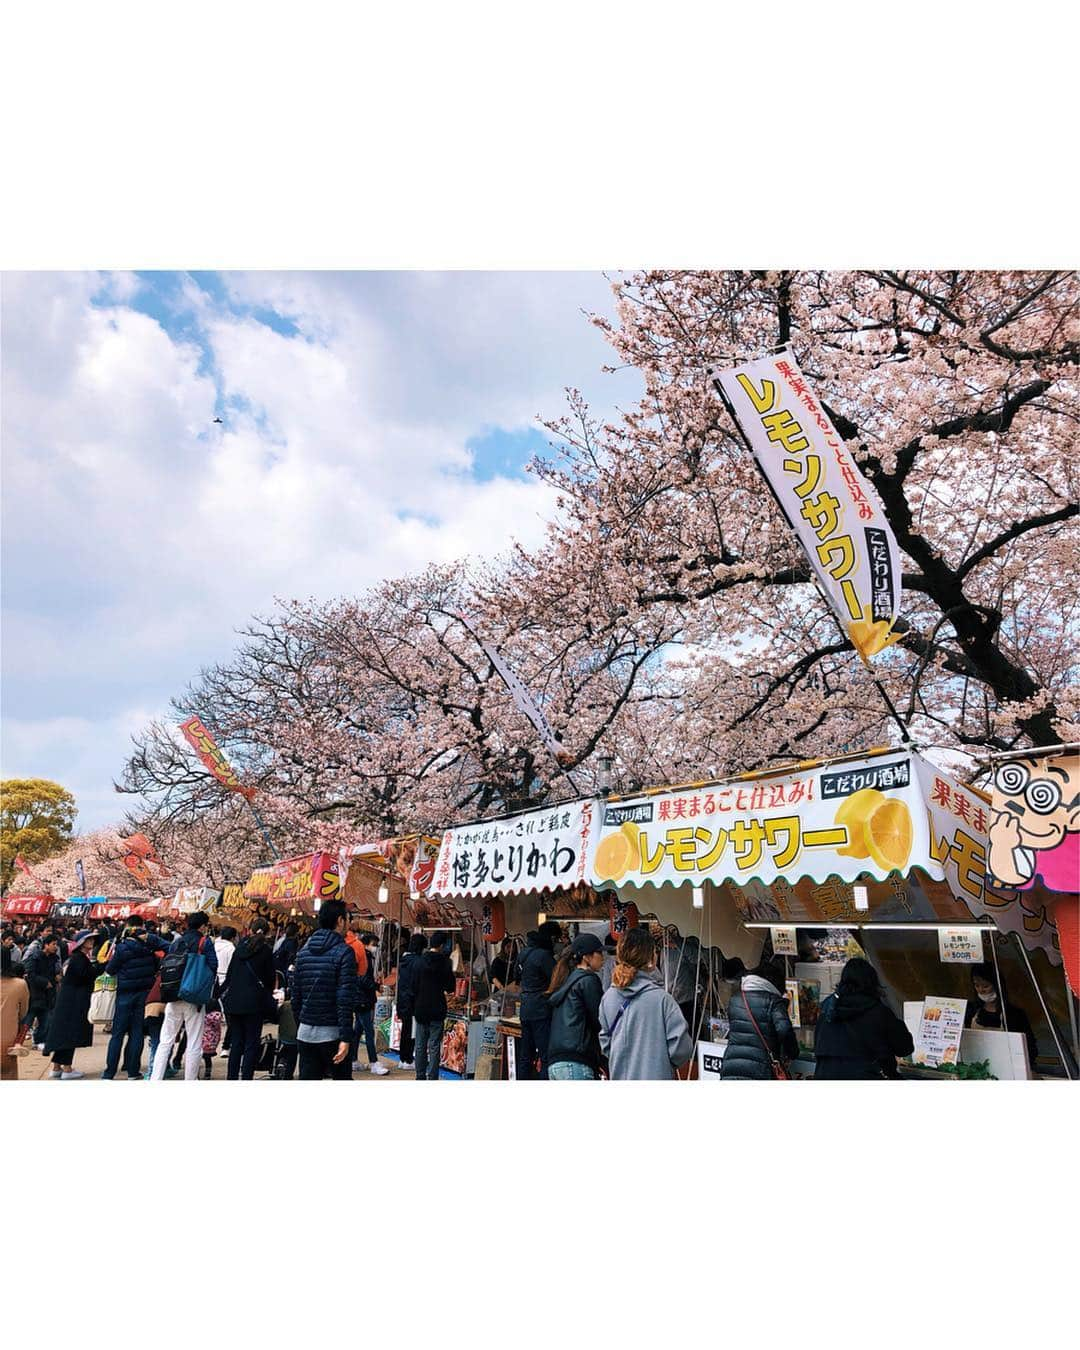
left=1, top=271, right=640, bottom=829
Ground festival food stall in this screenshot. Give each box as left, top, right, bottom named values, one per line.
left=429, top=797, right=599, bottom=1077
left=243, top=851, right=340, bottom=920
left=588, top=745, right=1076, bottom=1079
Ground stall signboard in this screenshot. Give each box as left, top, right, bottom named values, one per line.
left=986, top=748, right=1079, bottom=995
left=219, top=882, right=246, bottom=909
left=2, top=895, right=55, bottom=917
left=389, top=1006, right=402, bottom=1052
left=431, top=799, right=596, bottom=899
left=244, top=852, right=340, bottom=914
left=771, top=925, right=798, bottom=956
left=938, top=928, right=985, bottom=964
left=785, top=979, right=801, bottom=1028
left=711, top=349, right=902, bottom=662
left=912, top=996, right=968, bottom=1067
left=591, top=752, right=970, bottom=894
left=53, top=899, right=93, bottom=920
left=88, top=900, right=140, bottom=920
left=173, top=886, right=220, bottom=914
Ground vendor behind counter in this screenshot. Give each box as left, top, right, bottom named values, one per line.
left=964, top=962, right=1037, bottom=1066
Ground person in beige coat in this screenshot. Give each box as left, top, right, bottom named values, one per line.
left=2, top=947, right=31, bottom=1081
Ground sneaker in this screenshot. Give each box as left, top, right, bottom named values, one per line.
left=398, top=1061, right=414, bottom=1071
left=369, top=1062, right=389, bottom=1076
left=60, top=1070, right=85, bottom=1080
left=48, top=1069, right=62, bottom=1079
left=352, top=1061, right=364, bottom=1072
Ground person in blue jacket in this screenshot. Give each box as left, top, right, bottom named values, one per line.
left=103, top=921, right=166, bottom=1080
left=291, top=899, right=359, bottom=1080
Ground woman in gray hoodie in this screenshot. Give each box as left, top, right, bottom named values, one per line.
left=599, top=928, right=693, bottom=1080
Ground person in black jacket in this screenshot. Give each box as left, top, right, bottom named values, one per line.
left=514, top=921, right=562, bottom=1080
left=273, top=921, right=300, bottom=979
left=412, top=931, right=455, bottom=1081
left=291, top=900, right=359, bottom=1081
left=222, top=918, right=277, bottom=1080
left=720, top=958, right=799, bottom=1080
left=813, top=957, right=914, bottom=1079
left=103, top=921, right=166, bottom=1080
left=351, top=931, right=387, bottom=1074
left=546, top=933, right=605, bottom=1080
left=45, top=930, right=107, bottom=1079
left=395, top=932, right=427, bottom=1070
left=22, top=934, right=60, bottom=1050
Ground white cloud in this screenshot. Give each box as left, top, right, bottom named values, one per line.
left=1, top=269, right=636, bottom=827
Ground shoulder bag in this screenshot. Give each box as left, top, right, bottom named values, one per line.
left=742, top=989, right=791, bottom=1081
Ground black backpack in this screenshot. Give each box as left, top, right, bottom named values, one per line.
left=159, top=948, right=189, bottom=1003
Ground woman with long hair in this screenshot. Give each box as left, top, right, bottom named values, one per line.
left=222, top=918, right=276, bottom=1080
left=813, top=956, right=914, bottom=1079
left=44, top=930, right=108, bottom=1080
left=546, top=933, right=606, bottom=1080
left=598, top=928, right=692, bottom=1081
left=720, top=956, right=798, bottom=1080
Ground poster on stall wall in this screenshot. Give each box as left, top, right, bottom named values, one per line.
left=505, top=1034, right=517, bottom=1080
left=710, top=349, right=902, bottom=661
left=913, top=996, right=968, bottom=1067
left=771, top=925, right=798, bottom=956
left=389, top=1007, right=402, bottom=1053
left=785, top=980, right=801, bottom=1028
left=374, top=996, right=394, bottom=1053
left=938, top=928, right=985, bottom=964
left=473, top=1021, right=501, bottom=1080
left=440, top=1015, right=468, bottom=1075
left=591, top=754, right=928, bottom=892
left=432, top=799, right=597, bottom=899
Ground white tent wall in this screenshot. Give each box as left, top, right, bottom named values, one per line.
left=610, top=880, right=764, bottom=968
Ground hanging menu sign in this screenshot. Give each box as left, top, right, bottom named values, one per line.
left=771, top=925, right=798, bottom=956
left=938, top=928, right=985, bottom=964
left=913, top=995, right=967, bottom=1067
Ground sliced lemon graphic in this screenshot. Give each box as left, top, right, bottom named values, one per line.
left=865, top=798, right=913, bottom=872
left=834, top=788, right=885, bottom=858
left=620, top=820, right=641, bottom=848
left=595, top=831, right=634, bottom=881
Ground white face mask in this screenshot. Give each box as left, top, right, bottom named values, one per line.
left=978, top=989, right=998, bottom=1003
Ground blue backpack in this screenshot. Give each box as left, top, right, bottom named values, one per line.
left=177, top=936, right=215, bottom=1007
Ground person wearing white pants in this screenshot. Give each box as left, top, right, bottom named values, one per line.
left=151, top=999, right=207, bottom=1080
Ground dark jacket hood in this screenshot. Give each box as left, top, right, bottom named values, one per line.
left=547, top=966, right=596, bottom=1009
left=234, top=935, right=268, bottom=961
left=304, top=928, right=343, bottom=956
left=826, top=990, right=882, bottom=1022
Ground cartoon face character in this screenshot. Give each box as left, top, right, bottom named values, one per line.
left=988, top=754, right=1080, bottom=887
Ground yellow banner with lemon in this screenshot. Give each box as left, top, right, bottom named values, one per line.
left=590, top=751, right=981, bottom=895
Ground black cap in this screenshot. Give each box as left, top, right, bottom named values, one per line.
left=569, top=932, right=604, bottom=958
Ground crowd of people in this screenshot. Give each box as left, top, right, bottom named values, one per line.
left=3, top=904, right=992, bottom=1082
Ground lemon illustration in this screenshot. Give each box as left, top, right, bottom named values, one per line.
left=834, top=788, right=885, bottom=858
left=848, top=606, right=903, bottom=659
left=620, top=821, right=641, bottom=848
left=864, top=798, right=913, bottom=872
left=595, top=831, right=634, bottom=881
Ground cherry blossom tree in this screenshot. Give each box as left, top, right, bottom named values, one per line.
left=121, top=270, right=1079, bottom=852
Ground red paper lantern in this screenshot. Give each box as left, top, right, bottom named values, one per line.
left=481, top=899, right=505, bottom=943
left=609, top=896, right=639, bottom=939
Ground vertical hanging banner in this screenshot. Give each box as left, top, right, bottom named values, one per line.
left=453, top=611, right=569, bottom=762
left=710, top=349, right=903, bottom=661
left=75, top=859, right=87, bottom=896
left=179, top=715, right=256, bottom=800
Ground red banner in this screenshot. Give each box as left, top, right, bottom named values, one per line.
left=3, top=895, right=54, bottom=917
left=179, top=715, right=256, bottom=800
left=88, top=902, right=139, bottom=920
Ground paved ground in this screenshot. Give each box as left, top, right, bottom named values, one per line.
left=13, top=1032, right=419, bottom=1082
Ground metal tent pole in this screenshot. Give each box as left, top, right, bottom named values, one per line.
left=1010, top=933, right=1075, bottom=1080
